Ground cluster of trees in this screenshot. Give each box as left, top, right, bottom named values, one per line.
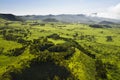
left=79, top=35, right=96, bottom=42
left=6, top=46, right=26, bottom=56
left=3, top=34, right=31, bottom=45
left=30, top=38, right=54, bottom=53
left=0, top=28, right=32, bottom=45
left=90, top=24, right=103, bottom=28
left=95, top=59, right=107, bottom=79
left=40, top=23, right=45, bottom=26
left=95, top=59, right=120, bottom=80
left=43, top=18, right=59, bottom=22
left=57, top=25, right=66, bottom=27
left=47, top=34, right=95, bottom=59
left=89, top=24, right=111, bottom=28
left=3, top=34, right=22, bottom=41
left=105, top=62, right=120, bottom=80
left=0, top=26, right=7, bottom=30
left=30, top=38, right=67, bottom=53
left=62, top=38, right=96, bottom=59
left=106, top=36, right=113, bottom=42
left=17, top=38, right=32, bottom=45
left=47, top=33, right=60, bottom=40
left=29, top=22, right=45, bottom=26
left=48, top=44, right=67, bottom=52
left=0, top=48, right=4, bottom=54
left=29, top=37, right=76, bottom=60
left=0, top=29, right=7, bottom=36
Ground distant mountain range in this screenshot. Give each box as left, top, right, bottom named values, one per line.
left=19, top=14, right=120, bottom=24
left=0, top=13, right=120, bottom=24
left=99, top=21, right=115, bottom=25
left=0, top=14, right=21, bottom=21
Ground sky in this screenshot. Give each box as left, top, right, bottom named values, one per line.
left=0, top=0, right=120, bottom=19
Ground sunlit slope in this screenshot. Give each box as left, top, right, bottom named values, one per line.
left=0, top=19, right=120, bottom=80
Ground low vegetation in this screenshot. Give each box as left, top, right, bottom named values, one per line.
left=0, top=18, right=120, bottom=80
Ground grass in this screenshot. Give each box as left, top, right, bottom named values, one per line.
left=0, top=19, right=120, bottom=80
left=48, top=38, right=65, bottom=44
left=66, top=48, right=95, bottom=80
left=0, top=38, right=22, bottom=53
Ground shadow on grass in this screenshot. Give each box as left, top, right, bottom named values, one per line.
left=10, top=61, right=74, bottom=80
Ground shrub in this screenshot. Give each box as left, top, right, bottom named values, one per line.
left=95, top=59, right=107, bottom=79
left=7, top=46, right=26, bottom=56
left=106, top=36, right=113, bottom=42
left=48, top=44, right=67, bottom=52
left=47, top=34, right=60, bottom=40
left=39, top=42, right=54, bottom=51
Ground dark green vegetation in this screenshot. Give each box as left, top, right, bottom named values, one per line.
left=43, top=18, right=59, bottom=22
left=0, top=14, right=21, bottom=21
left=0, top=15, right=120, bottom=80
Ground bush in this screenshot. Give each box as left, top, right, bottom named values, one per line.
left=39, top=42, right=54, bottom=51
left=90, top=24, right=111, bottom=28
left=7, top=46, right=26, bottom=56
left=89, top=24, right=103, bottom=28
left=47, top=34, right=60, bottom=40
left=106, top=36, right=113, bottom=42
left=4, top=34, right=16, bottom=41
left=30, top=40, right=54, bottom=54
left=95, top=59, right=107, bottom=79
left=40, top=23, right=45, bottom=26
left=18, top=38, right=31, bottom=45
left=0, top=48, right=4, bottom=54
left=64, top=47, right=75, bottom=59
left=48, top=44, right=67, bottom=52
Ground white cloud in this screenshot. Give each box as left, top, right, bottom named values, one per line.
left=97, top=3, right=120, bottom=19
left=111, top=3, right=120, bottom=15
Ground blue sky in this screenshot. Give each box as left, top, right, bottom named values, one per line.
left=0, top=0, right=120, bottom=19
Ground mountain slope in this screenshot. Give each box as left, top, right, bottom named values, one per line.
left=19, top=14, right=120, bottom=24
left=0, top=14, right=21, bottom=21
left=99, top=21, right=115, bottom=25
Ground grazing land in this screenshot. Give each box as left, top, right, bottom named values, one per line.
left=0, top=17, right=120, bottom=80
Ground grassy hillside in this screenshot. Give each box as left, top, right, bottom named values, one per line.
left=0, top=18, right=120, bottom=80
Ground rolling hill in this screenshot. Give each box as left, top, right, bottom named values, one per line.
left=0, top=13, right=120, bottom=24
left=0, top=13, right=21, bottom=21
left=19, top=14, right=120, bottom=24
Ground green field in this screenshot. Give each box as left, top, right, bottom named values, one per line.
left=0, top=19, right=120, bottom=80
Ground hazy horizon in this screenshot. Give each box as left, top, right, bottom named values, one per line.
left=0, top=0, right=120, bottom=19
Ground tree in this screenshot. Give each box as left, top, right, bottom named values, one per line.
left=47, top=34, right=60, bottom=40
left=8, top=47, right=26, bottom=56
left=48, top=44, right=67, bottom=52
left=0, top=48, right=4, bottom=54
left=95, top=59, right=107, bottom=79
left=106, top=36, right=113, bottom=42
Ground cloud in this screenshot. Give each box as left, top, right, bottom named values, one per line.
left=97, top=3, right=120, bottom=19
left=111, top=3, right=120, bottom=14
